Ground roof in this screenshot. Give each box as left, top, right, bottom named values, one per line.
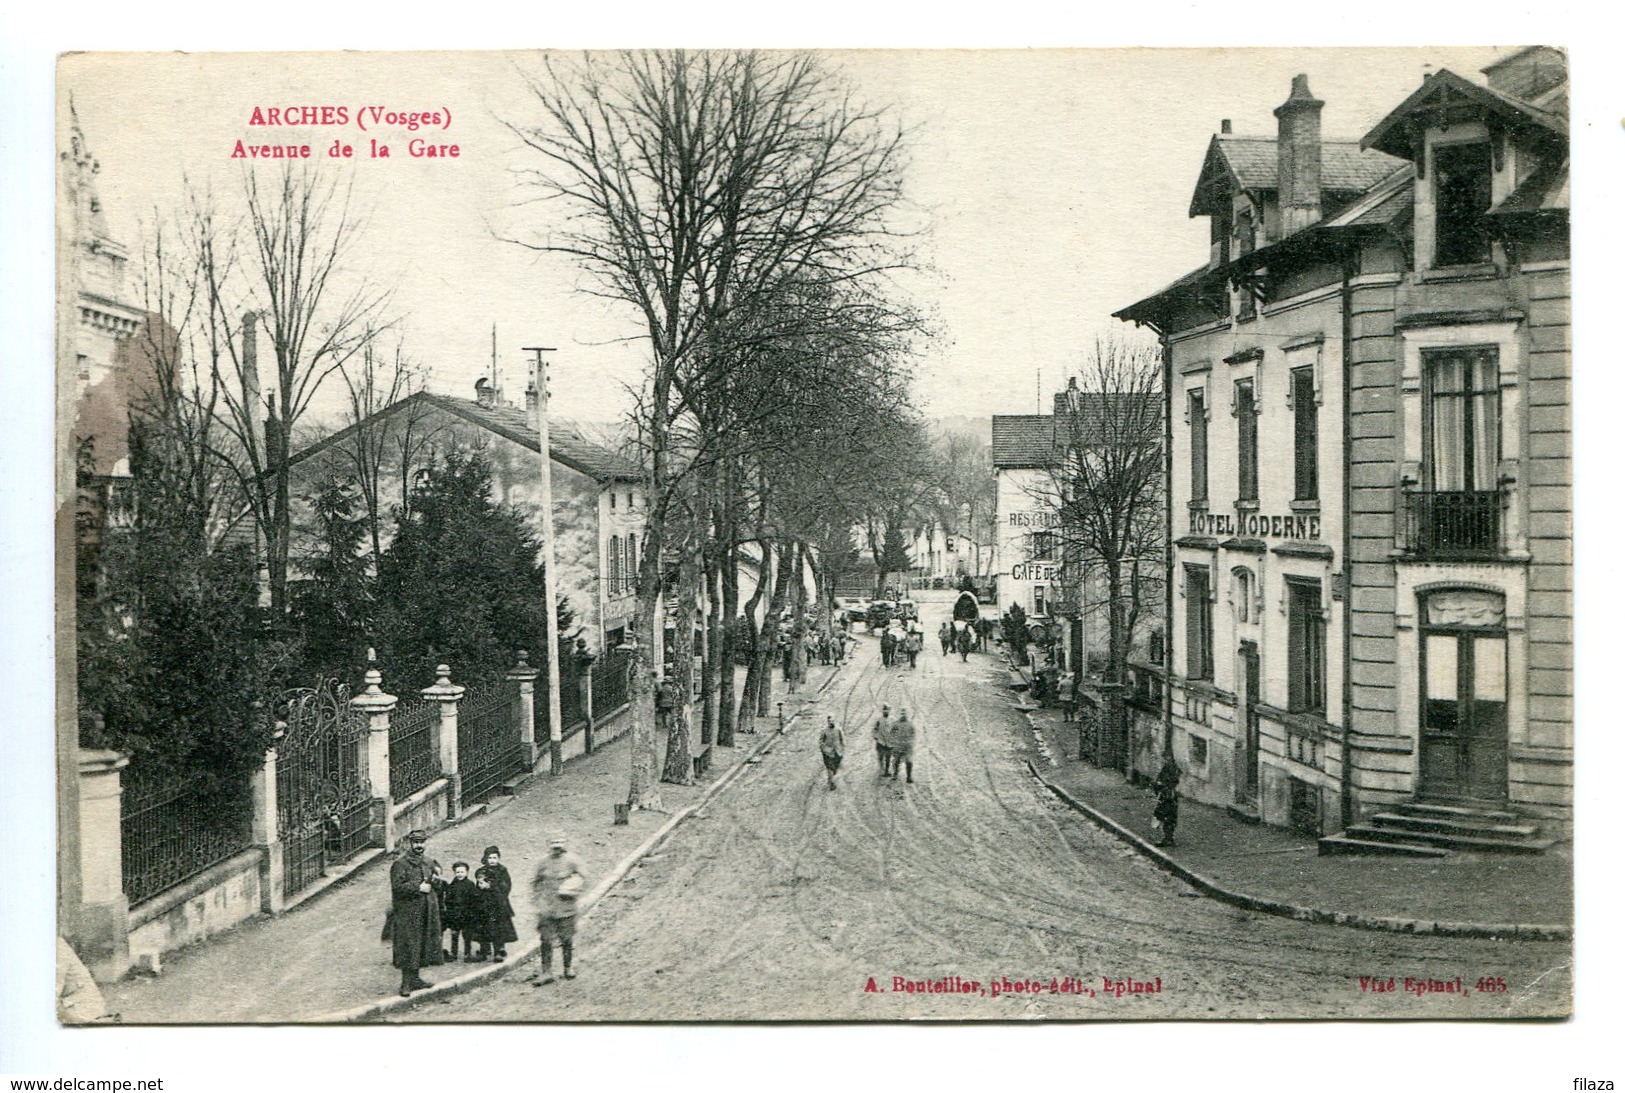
left=1490, top=158, right=1569, bottom=216
left=1362, top=68, right=1567, bottom=160
left=991, top=415, right=1058, bottom=468
left=1190, top=136, right=1406, bottom=217
left=286, top=391, right=643, bottom=484
left=1114, top=261, right=1221, bottom=327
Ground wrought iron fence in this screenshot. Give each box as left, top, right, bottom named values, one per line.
left=457, top=677, right=526, bottom=805
left=389, top=694, right=442, bottom=800
left=557, top=656, right=586, bottom=735
left=591, top=647, right=634, bottom=717
left=120, top=763, right=252, bottom=907
left=276, top=680, right=375, bottom=898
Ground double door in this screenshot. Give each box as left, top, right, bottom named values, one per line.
left=1419, top=616, right=1508, bottom=802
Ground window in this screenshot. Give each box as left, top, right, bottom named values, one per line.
left=1188, top=389, right=1208, bottom=503
left=1292, top=366, right=1318, bottom=501
left=1434, top=142, right=1493, bottom=267
left=1184, top=564, right=1213, bottom=681
left=1425, top=348, right=1500, bottom=493
left=1030, top=531, right=1054, bottom=559
left=1286, top=578, right=1326, bottom=715
left=1033, top=585, right=1046, bottom=616
left=610, top=491, right=617, bottom=511
left=1231, top=566, right=1256, bottom=624
left=1236, top=377, right=1257, bottom=502
left=626, top=534, right=639, bottom=591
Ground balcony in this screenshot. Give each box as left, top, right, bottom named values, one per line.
left=1404, top=488, right=1504, bottom=559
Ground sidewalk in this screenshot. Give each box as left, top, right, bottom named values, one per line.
left=103, top=664, right=842, bottom=1023
left=1021, top=703, right=1572, bottom=937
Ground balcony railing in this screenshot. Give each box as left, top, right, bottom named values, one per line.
left=1405, top=488, right=1503, bottom=558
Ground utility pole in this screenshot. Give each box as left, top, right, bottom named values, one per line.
left=524, top=345, right=565, bottom=776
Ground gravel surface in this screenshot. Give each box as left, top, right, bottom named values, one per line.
left=393, top=598, right=1572, bottom=1022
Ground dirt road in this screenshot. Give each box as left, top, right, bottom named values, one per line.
left=401, top=598, right=1570, bottom=1021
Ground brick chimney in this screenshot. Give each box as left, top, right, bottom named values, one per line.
left=1274, top=74, right=1324, bottom=236
left=475, top=376, right=496, bottom=408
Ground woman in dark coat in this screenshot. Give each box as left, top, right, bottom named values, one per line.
left=476, top=845, right=518, bottom=961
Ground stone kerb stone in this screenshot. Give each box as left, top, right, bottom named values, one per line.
left=421, top=664, right=466, bottom=814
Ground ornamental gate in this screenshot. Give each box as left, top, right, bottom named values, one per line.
left=276, top=680, right=376, bottom=897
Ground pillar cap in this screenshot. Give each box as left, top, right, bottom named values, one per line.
left=77, top=748, right=129, bottom=774
left=507, top=650, right=540, bottom=683
left=350, top=668, right=398, bottom=713
left=422, top=663, right=466, bottom=702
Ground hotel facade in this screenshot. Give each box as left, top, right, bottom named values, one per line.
left=1117, top=49, right=1571, bottom=840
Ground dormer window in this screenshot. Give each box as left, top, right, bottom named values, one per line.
left=1434, top=141, right=1493, bottom=267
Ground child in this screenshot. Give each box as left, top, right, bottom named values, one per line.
left=477, top=845, right=518, bottom=962
left=441, top=861, right=480, bottom=962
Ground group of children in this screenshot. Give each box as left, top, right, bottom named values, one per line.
left=436, top=845, right=520, bottom=963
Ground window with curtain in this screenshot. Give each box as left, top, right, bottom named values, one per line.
left=1236, top=377, right=1257, bottom=502
left=1189, top=389, right=1208, bottom=502
left=1425, top=347, right=1500, bottom=492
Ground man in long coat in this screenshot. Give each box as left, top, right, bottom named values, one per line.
left=890, top=709, right=917, bottom=783
left=390, top=829, right=444, bottom=996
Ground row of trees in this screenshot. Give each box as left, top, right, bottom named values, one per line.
left=509, top=51, right=939, bottom=806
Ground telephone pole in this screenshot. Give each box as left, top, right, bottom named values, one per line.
left=524, top=345, right=565, bottom=776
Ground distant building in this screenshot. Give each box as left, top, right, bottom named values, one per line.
left=1117, top=49, right=1570, bottom=841
left=287, top=385, right=648, bottom=652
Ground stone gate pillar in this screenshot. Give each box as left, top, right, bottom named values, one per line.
left=508, top=651, right=540, bottom=768
left=422, top=664, right=465, bottom=815
left=250, top=734, right=284, bottom=914
left=74, top=748, right=130, bottom=982
left=351, top=669, right=397, bottom=852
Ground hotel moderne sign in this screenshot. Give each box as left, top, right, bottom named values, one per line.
left=1188, top=510, right=1322, bottom=540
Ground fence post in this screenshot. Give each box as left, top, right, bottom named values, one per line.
left=351, top=669, right=398, bottom=853
left=509, top=651, right=540, bottom=769
left=581, top=651, right=596, bottom=755
left=250, top=734, right=284, bottom=914
left=422, top=664, right=465, bottom=815
left=74, top=748, right=130, bottom=982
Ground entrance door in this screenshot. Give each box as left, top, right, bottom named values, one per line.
left=1239, top=641, right=1261, bottom=804
left=1419, top=591, right=1508, bottom=801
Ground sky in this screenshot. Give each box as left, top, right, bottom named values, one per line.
left=8, top=7, right=1625, bottom=1089
left=63, top=46, right=1510, bottom=429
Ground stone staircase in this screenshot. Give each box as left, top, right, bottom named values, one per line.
left=1318, top=801, right=1558, bottom=857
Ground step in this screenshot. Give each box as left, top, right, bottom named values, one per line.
left=1343, top=824, right=1554, bottom=854
left=1318, top=834, right=1450, bottom=859
left=1388, top=802, right=1521, bottom=824
left=1226, top=803, right=1263, bottom=825
left=1368, top=812, right=1541, bottom=839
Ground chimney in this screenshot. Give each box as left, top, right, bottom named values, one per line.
left=1220, top=119, right=1232, bottom=135
left=526, top=381, right=539, bottom=414
left=475, top=377, right=495, bottom=408
left=1274, top=73, right=1324, bottom=235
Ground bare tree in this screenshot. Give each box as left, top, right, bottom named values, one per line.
left=196, top=165, right=393, bottom=618
left=1032, top=336, right=1164, bottom=771
left=509, top=50, right=914, bottom=810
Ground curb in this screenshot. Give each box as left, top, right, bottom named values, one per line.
left=328, top=665, right=842, bottom=1021
left=1025, top=758, right=1570, bottom=943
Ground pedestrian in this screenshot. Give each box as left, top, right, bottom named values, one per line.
left=818, top=715, right=846, bottom=790
left=939, top=622, right=953, bottom=656
left=532, top=836, right=586, bottom=986
left=476, top=845, right=518, bottom=962
left=388, top=829, right=444, bottom=997
left=904, top=628, right=921, bottom=669
left=873, top=704, right=894, bottom=776
left=1152, top=756, right=1182, bottom=847
left=957, top=626, right=973, bottom=662
left=441, top=861, right=480, bottom=962
left=880, top=628, right=896, bottom=668
left=1059, top=672, right=1078, bottom=722
left=890, top=709, right=917, bottom=783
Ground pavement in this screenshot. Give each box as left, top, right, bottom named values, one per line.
left=102, top=659, right=845, bottom=1024
left=1021, top=700, right=1573, bottom=938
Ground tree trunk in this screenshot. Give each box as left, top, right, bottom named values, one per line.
left=1103, top=562, right=1129, bottom=774
left=701, top=539, right=720, bottom=748
left=718, top=517, right=740, bottom=747
left=661, top=549, right=698, bottom=785
left=787, top=541, right=808, bottom=691
left=736, top=536, right=771, bottom=736
left=756, top=538, right=794, bottom=718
